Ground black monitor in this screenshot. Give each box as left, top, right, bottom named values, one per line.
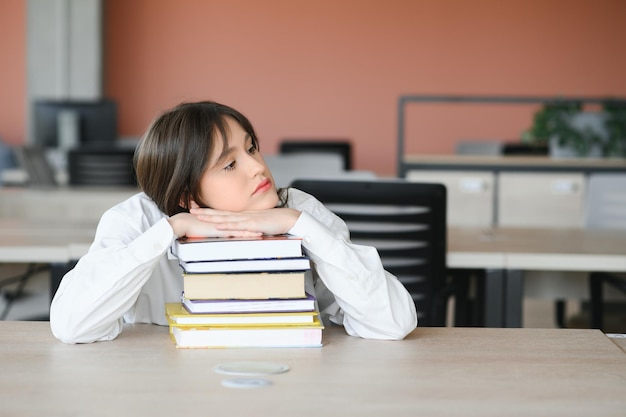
left=32, top=99, right=118, bottom=148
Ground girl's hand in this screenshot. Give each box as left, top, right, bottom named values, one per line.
left=189, top=207, right=301, bottom=236
left=167, top=212, right=263, bottom=238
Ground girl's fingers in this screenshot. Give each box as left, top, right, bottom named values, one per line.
left=213, top=221, right=253, bottom=231
left=186, top=229, right=261, bottom=238
left=217, top=230, right=262, bottom=237
left=196, top=214, right=247, bottom=224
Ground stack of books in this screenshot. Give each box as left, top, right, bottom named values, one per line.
left=166, top=234, right=323, bottom=348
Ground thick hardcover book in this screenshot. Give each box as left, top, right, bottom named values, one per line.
left=168, top=318, right=324, bottom=348
left=179, top=256, right=311, bottom=274
left=171, top=234, right=303, bottom=262
left=183, top=270, right=306, bottom=300
left=182, top=292, right=317, bottom=314
left=165, top=303, right=318, bottom=326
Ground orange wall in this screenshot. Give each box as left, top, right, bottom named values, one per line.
left=2, top=1, right=625, bottom=175
left=0, top=0, right=26, bottom=147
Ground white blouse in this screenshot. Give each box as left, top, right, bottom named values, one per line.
left=50, top=189, right=417, bottom=343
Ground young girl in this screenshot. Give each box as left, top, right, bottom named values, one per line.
left=50, top=100, right=417, bottom=344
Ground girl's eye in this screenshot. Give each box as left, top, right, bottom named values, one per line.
left=247, top=144, right=257, bottom=154
left=224, top=160, right=236, bottom=171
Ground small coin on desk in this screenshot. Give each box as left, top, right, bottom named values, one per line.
left=214, top=361, right=290, bottom=376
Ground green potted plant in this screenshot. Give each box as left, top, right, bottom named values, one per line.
left=522, top=100, right=626, bottom=158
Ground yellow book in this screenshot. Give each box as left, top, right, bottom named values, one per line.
left=167, top=315, right=324, bottom=349
left=165, top=303, right=318, bottom=326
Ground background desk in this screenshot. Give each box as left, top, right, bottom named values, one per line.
left=449, top=227, right=626, bottom=327
left=0, top=187, right=136, bottom=302
left=403, top=154, right=626, bottom=229
left=1, top=322, right=625, bottom=416
left=0, top=218, right=95, bottom=303
left=0, top=186, right=138, bottom=221
left=0, top=218, right=94, bottom=262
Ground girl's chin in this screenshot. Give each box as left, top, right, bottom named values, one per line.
left=235, top=192, right=278, bottom=212
left=257, top=193, right=280, bottom=210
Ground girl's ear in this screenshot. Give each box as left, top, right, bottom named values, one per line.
left=178, top=194, right=195, bottom=210
left=179, top=200, right=199, bottom=210
left=179, top=184, right=203, bottom=210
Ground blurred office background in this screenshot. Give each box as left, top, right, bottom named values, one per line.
left=1, top=0, right=626, bottom=177
left=2, top=0, right=626, bottom=328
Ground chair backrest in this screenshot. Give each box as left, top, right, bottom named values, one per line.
left=501, top=143, right=548, bottom=156
left=585, top=173, right=626, bottom=230
left=290, top=178, right=447, bottom=326
left=14, top=146, right=58, bottom=187
left=68, top=146, right=136, bottom=186
left=279, top=140, right=352, bottom=170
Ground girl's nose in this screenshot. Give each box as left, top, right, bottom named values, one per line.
left=246, top=153, right=266, bottom=176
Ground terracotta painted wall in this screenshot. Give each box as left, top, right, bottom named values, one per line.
left=0, top=0, right=26, bottom=146
left=104, top=0, right=626, bottom=175
left=2, top=1, right=625, bottom=175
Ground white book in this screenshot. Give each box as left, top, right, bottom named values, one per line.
left=170, top=320, right=323, bottom=348
left=179, top=257, right=310, bottom=273
left=171, top=234, right=303, bottom=262
left=182, top=293, right=317, bottom=314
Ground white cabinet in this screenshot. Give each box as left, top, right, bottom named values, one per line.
left=407, top=170, right=494, bottom=227
left=497, top=172, right=586, bottom=228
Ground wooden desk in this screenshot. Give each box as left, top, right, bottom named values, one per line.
left=0, top=186, right=133, bottom=263
left=0, top=218, right=95, bottom=262
left=494, top=228, right=626, bottom=272
left=0, top=185, right=134, bottom=301
left=1, top=322, right=625, bottom=416
left=401, top=154, right=626, bottom=175
left=449, top=227, right=626, bottom=327
left=610, top=334, right=626, bottom=353
left=0, top=218, right=95, bottom=303
left=448, top=228, right=508, bottom=327
left=0, top=186, right=138, bottom=221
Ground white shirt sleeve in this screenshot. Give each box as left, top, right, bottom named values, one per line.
left=50, top=195, right=177, bottom=344
left=287, top=189, right=417, bottom=340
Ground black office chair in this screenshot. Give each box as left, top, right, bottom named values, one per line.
left=68, top=146, right=137, bottom=186
left=290, top=178, right=456, bottom=326
left=501, top=142, right=549, bottom=156
left=279, top=140, right=352, bottom=170
left=14, top=146, right=58, bottom=186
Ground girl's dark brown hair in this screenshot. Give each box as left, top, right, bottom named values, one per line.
left=134, top=101, right=261, bottom=216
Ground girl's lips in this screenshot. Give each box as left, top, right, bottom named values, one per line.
left=254, top=179, right=272, bottom=194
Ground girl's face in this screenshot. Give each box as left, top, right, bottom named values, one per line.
left=197, top=117, right=279, bottom=211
